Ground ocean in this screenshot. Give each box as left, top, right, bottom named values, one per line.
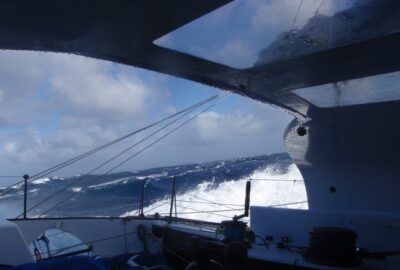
left=0, top=153, right=307, bottom=222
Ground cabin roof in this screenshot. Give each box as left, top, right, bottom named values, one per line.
left=0, top=0, right=399, bottom=117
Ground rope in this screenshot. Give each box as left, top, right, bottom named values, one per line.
left=255, top=235, right=269, bottom=250
left=1, top=94, right=220, bottom=198
left=20, top=94, right=216, bottom=218
left=36, top=97, right=225, bottom=217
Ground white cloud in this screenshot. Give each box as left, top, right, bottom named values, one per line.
left=0, top=50, right=292, bottom=179
left=194, top=111, right=264, bottom=143
left=0, top=51, right=156, bottom=126
left=0, top=50, right=168, bottom=176
left=4, top=142, right=16, bottom=155
left=135, top=102, right=292, bottom=169
left=47, top=55, right=150, bottom=119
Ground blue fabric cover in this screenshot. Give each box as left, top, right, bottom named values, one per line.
left=4, top=256, right=109, bottom=270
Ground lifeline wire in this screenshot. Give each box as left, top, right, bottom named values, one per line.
left=167, top=204, right=239, bottom=219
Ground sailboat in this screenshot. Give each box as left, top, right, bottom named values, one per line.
left=0, top=0, right=399, bottom=269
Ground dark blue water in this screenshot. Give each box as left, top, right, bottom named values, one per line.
left=0, top=153, right=294, bottom=218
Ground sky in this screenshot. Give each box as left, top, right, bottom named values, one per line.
left=0, top=50, right=292, bottom=183
left=0, top=0, right=355, bottom=184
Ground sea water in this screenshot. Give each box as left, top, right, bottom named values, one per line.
left=0, top=153, right=307, bottom=222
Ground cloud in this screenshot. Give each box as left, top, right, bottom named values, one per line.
left=0, top=51, right=44, bottom=126
left=0, top=51, right=158, bottom=127
left=134, top=101, right=292, bottom=168
left=0, top=50, right=166, bottom=175
left=46, top=55, right=151, bottom=120
left=193, top=111, right=264, bottom=143
left=0, top=50, right=292, bottom=180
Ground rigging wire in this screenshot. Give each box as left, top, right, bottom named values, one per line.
left=314, top=0, right=326, bottom=15
left=293, top=0, right=304, bottom=25
left=36, top=95, right=229, bottom=217
left=32, top=94, right=219, bottom=179
left=185, top=193, right=237, bottom=210
left=143, top=201, right=170, bottom=215
left=175, top=199, right=243, bottom=207
left=37, top=104, right=215, bottom=217
left=1, top=94, right=220, bottom=198
left=20, top=94, right=219, bottom=217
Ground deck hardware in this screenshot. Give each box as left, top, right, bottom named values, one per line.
left=23, top=174, right=29, bottom=219
left=297, top=126, right=307, bottom=136
left=139, top=178, right=148, bottom=217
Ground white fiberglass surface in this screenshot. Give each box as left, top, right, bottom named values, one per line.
left=154, top=0, right=398, bottom=69
left=292, top=71, right=400, bottom=108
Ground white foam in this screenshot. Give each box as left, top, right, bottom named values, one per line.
left=122, top=163, right=307, bottom=222
left=136, top=171, right=169, bottom=180
left=71, top=187, right=82, bottom=192
left=215, top=161, right=225, bottom=169
left=31, top=178, right=51, bottom=184
left=88, top=177, right=132, bottom=189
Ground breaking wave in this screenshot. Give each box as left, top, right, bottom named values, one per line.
left=0, top=153, right=307, bottom=221
left=122, top=162, right=306, bottom=222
